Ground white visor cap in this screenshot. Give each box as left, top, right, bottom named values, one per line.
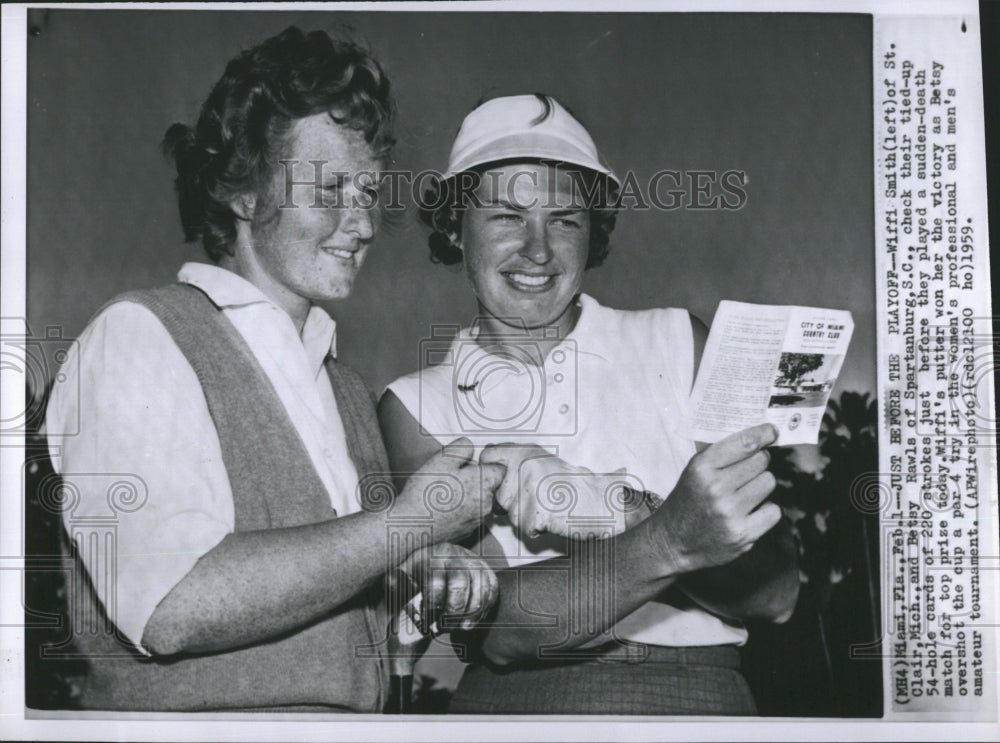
left=440, top=95, right=620, bottom=188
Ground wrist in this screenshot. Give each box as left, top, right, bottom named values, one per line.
left=642, top=490, right=665, bottom=516
left=639, top=510, right=691, bottom=579
left=622, top=486, right=662, bottom=530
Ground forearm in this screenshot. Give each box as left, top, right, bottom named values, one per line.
left=142, top=506, right=455, bottom=655
left=677, top=517, right=799, bottom=623
left=476, top=518, right=678, bottom=665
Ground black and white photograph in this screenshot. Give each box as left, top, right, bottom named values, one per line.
left=769, top=353, right=843, bottom=408
left=0, top=2, right=996, bottom=741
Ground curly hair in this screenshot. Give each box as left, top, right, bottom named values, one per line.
left=418, top=163, right=619, bottom=269
left=162, top=26, right=394, bottom=262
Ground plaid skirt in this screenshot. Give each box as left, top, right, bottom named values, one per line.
left=448, top=642, right=756, bottom=716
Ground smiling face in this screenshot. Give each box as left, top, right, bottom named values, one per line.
left=231, top=112, right=381, bottom=323
left=460, top=162, right=591, bottom=338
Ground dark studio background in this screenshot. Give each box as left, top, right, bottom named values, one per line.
left=23, top=9, right=887, bottom=715
left=26, top=9, right=876, bottom=395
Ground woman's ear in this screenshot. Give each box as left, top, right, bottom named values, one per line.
left=230, top=193, right=257, bottom=222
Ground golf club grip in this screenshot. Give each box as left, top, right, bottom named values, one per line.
left=385, top=673, right=413, bottom=714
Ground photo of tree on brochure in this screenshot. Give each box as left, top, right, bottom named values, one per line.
left=769, top=353, right=844, bottom=408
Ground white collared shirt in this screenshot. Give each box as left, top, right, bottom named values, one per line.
left=387, top=293, right=748, bottom=647
left=46, top=263, right=359, bottom=650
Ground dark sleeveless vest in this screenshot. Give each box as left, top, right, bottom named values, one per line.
left=60, top=284, right=390, bottom=711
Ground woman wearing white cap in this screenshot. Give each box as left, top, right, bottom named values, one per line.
left=379, top=94, right=798, bottom=714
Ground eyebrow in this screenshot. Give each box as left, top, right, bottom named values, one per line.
left=484, top=199, right=585, bottom=214
left=485, top=197, right=528, bottom=210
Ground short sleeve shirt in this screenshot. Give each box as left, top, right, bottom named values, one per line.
left=45, top=263, right=360, bottom=651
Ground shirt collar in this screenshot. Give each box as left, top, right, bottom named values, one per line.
left=302, top=305, right=339, bottom=364
left=177, top=262, right=338, bottom=361
left=178, top=262, right=273, bottom=308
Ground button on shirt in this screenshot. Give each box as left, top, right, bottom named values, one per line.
left=445, top=325, right=580, bottom=440
left=387, top=294, right=748, bottom=647
left=45, top=263, right=360, bottom=651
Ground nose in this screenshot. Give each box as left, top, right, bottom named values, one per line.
left=518, top=218, right=553, bottom=264
left=342, top=200, right=376, bottom=242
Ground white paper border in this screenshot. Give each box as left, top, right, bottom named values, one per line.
left=1, top=1, right=996, bottom=741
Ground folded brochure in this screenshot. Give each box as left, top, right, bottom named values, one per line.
left=690, top=301, right=854, bottom=446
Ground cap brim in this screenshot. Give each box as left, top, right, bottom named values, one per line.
left=442, top=131, right=621, bottom=188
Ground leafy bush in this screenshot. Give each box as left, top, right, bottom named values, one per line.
left=742, top=391, right=882, bottom=716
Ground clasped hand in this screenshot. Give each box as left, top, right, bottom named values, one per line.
left=479, top=443, right=648, bottom=539
left=389, top=423, right=781, bottom=637
left=389, top=542, right=498, bottom=637
left=477, top=423, right=782, bottom=578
